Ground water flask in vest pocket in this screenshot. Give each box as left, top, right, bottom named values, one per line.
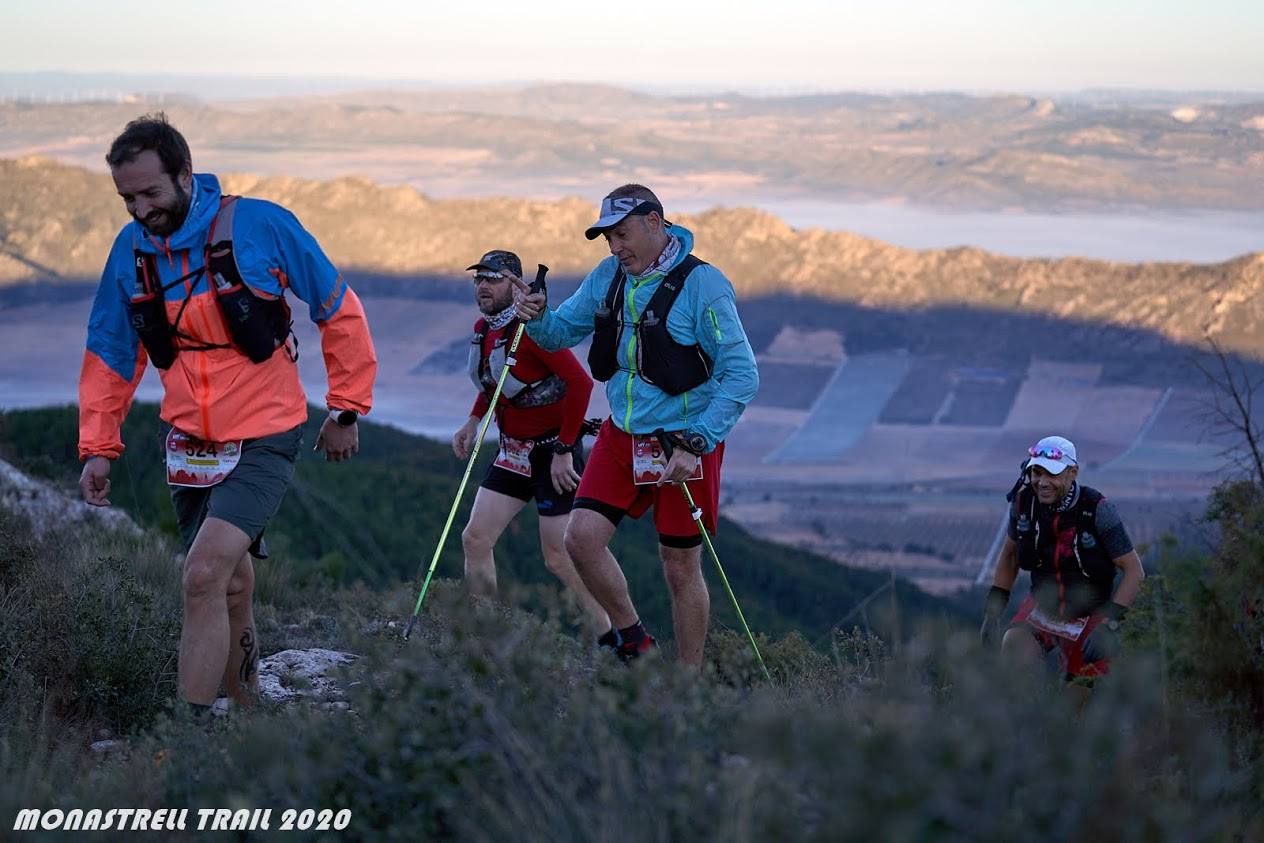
left=589, top=304, right=620, bottom=382
left=210, top=266, right=283, bottom=364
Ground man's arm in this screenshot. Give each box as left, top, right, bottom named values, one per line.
left=991, top=535, right=1020, bottom=591
left=78, top=234, right=148, bottom=505
left=1095, top=498, right=1144, bottom=607
left=1110, top=550, right=1145, bottom=607
left=689, top=269, right=759, bottom=451
left=534, top=345, right=593, bottom=447
left=262, top=204, right=376, bottom=417
left=517, top=260, right=614, bottom=351
left=1080, top=498, right=1144, bottom=662
left=79, top=234, right=147, bottom=462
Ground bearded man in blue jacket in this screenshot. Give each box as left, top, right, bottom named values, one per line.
left=512, top=184, right=759, bottom=666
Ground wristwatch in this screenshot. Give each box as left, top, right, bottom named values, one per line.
left=678, top=431, right=708, bottom=456
left=551, top=440, right=576, bottom=456
left=329, top=408, right=358, bottom=427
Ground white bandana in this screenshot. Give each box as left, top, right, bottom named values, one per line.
left=485, top=303, right=518, bottom=331
left=631, top=234, right=682, bottom=281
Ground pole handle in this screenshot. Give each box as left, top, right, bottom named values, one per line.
left=530, top=263, right=549, bottom=296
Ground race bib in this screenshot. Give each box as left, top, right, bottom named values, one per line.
left=494, top=435, right=534, bottom=477
left=1027, top=605, right=1090, bottom=641
left=632, top=434, right=703, bottom=486
left=166, top=429, right=242, bottom=488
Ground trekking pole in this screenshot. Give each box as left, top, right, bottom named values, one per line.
left=403, top=264, right=549, bottom=640
left=653, top=429, right=772, bottom=682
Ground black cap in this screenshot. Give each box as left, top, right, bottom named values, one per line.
left=466, top=249, right=522, bottom=277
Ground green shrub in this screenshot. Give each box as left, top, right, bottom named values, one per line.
left=0, top=509, right=181, bottom=735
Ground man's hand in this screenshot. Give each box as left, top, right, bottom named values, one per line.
left=979, top=585, right=1011, bottom=648
left=79, top=456, right=112, bottom=507
left=657, top=447, right=699, bottom=487
left=1081, top=602, right=1127, bottom=663
left=1081, top=623, right=1121, bottom=664
left=453, top=417, right=479, bottom=460
left=550, top=451, right=581, bottom=495
left=314, top=418, right=359, bottom=463
left=507, top=272, right=547, bottom=322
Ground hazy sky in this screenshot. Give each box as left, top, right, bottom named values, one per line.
left=2, top=0, right=1260, bottom=93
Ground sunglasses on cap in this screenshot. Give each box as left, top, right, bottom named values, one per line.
left=1028, top=445, right=1075, bottom=463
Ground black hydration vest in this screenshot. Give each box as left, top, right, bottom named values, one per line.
left=469, top=318, right=567, bottom=410
left=1010, top=482, right=1115, bottom=618
left=588, top=254, right=714, bottom=397
left=126, top=196, right=293, bottom=370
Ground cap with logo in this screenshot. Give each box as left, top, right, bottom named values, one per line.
left=466, top=250, right=523, bottom=277
left=1026, top=435, right=1078, bottom=475
left=584, top=196, right=671, bottom=240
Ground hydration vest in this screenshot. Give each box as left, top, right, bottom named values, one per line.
left=126, top=196, right=294, bottom=370
left=1009, top=480, right=1115, bottom=618
left=588, top=254, right=714, bottom=397
left=468, top=318, right=567, bottom=410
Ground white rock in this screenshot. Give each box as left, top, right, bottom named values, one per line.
left=0, top=457, right=139, bottom=536
left=257, top=648, right=358, bottom=703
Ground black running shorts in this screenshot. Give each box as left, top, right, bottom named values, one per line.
left=480, top=438, right=585, bottom=517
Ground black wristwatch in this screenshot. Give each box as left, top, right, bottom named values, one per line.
left=551, top=440, right=576, bottom=456
left=329, top=408, right=358, bottom=427
left=679, top=431, right=708, bottom=456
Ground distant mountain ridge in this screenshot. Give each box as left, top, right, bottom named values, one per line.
left=2, top=156, right=1262, bottom=356
left=4, top=83, right=1264, bottom=211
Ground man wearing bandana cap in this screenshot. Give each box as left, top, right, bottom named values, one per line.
left=512, top=184, right=759, bottom=666
left=980, top=435, right=1146, bottom=682
left=454, top=249, right=611, bottom=643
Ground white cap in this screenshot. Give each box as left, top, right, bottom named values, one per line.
left=1027, top=435, right=1078, bottom=475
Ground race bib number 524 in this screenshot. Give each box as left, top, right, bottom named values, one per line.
left=166, top=429, right=242, bottom=488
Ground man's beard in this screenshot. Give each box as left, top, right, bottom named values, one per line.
left=477, top=293, right=513, bottom=316
left=134, top=181, right=191, bottom=238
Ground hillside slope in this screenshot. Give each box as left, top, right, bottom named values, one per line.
left=0, top=404, right=969, bottom=643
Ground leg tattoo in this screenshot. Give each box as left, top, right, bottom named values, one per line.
left=238, top=627, right=259, bottom=685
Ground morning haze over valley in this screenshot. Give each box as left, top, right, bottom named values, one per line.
left=2, top=73, right=1263, bottom=593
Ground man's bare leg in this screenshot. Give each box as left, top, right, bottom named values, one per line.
left=180, top=517, right=253, bottom=706
left=564, top=509, right=637, bottom=629
left=539, top=514, right=610, bottom=635
left=461, top=487, right=528, bottom=599
left=660, top=543, right=709, bottom=666
left=221, top=552, right=258, bottom=707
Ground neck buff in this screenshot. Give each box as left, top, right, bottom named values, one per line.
left=631, top=233, right=682, bottom=281
left=1055, top=482, right=1079, bottom=513
left=485, top=301, right=518, bottom=331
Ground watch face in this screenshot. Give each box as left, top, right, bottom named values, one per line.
left=687, top=434, right=707, bottom=453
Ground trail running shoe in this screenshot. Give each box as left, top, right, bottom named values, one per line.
left=616, top=632, right=658, bottom=663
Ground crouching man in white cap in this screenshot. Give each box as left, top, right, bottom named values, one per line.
left=980, top=436, right=1145, bottom=682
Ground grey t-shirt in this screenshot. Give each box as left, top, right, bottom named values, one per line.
left=1007, top=484, right=1134, bottom=560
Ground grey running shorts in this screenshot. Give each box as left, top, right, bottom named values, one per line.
left=167, top=425, right=303, bottom=558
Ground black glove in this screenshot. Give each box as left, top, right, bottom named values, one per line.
left=1081, top=601, right=1127, bottom=663
left=979, top=586, right=1011, bottom=648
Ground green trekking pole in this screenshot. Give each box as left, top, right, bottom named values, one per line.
left=403, top=264, right=548, bottom=640
left=654, top=429, right=772, bottom=682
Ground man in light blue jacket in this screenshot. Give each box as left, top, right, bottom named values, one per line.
left=512, top=184, right=759, bottom=666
